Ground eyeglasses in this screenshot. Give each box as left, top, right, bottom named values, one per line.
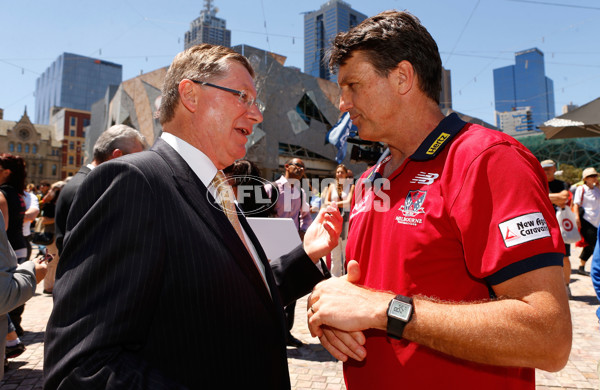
left=289, top=162, right=305, bottom=169
left=190, top=80, right=264, bottom=112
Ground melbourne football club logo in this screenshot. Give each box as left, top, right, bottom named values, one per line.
left=400, top=190, right=427, bottom=217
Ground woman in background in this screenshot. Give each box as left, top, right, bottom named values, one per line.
left=324, top=164, right=355, bottom=277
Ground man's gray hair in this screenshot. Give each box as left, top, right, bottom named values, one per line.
left=93, top=124, right=147, bottom=163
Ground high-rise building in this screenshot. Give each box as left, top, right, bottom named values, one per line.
left=304, top=0, right=367, bottom=81
left=493, top=48, right=555, bottom=133
left=184, top=0, right=231, bottom=50
left=35, top=53, right=122, bottom=125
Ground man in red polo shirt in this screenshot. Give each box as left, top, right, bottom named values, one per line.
left=307, top=10, right=572, bottom=389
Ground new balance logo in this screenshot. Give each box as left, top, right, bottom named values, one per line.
left=410, top=172, right=439, bottom=185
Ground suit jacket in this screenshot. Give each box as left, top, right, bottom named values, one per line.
left=44, top=138, right=326, bottom=389
left=54, top=165, right=92, bottom=254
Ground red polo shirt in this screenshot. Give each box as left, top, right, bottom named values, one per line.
left=344, top=113, right=564, bottom=389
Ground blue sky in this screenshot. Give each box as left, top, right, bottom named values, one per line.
left=1, top=0, right=599, bottom=126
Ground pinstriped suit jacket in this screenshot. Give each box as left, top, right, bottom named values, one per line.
left=43, top=138, right=326, bottom=389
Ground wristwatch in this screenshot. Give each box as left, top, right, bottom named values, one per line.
left=387, top=295, right=413, bottom=340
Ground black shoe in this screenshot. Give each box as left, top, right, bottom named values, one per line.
left=5, top=342, right=25, bottom=359
left=578, top=266, right=590, bottom=276
left=286, top=335, right=304, bottom=348
left=43, top=289, right=53, bottom=295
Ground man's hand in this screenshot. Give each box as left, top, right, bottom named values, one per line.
left=33, top=255, right=49, bottom=284
left=307, top=260, right=389, bottom=361
left=302, top=203, right=343, bottom=262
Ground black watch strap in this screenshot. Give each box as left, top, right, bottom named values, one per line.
left=387, top=295, right=413, bottom=340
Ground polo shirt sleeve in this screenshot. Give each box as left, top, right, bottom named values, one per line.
left=448, top=142, right=564, bottom=285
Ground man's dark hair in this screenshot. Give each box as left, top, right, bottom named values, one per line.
left=328, top=10, right=442, bottom=104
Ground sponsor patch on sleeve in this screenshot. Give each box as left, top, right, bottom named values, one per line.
left=498, top=212, right=550, bottom=248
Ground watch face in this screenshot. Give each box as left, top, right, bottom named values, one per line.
left=389, top=300, right=412, bottom=321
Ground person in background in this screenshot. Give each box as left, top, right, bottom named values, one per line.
left=590, top=225, right=600, bottom=382
left=223, top=159, right=273, bottom=217
left=0, top=210, right=47, bottom=376
left=324, top=164, right=355, bottom=277
left=38, top=181, right=65, bottom=294
left=306, top=10, right=570, bottom=389
left=22, top=183, right=40, bottom=261
left=264, top=157, right=314, bottom=347
left=0, top=154, right=29, bottom=344
left=541, top=159, right=573, bottom=296
left=573, top=167, right=600, bottom=276
left=54, top=124, right=147, bottom=255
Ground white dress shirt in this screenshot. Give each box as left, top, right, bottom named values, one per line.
left=160, top=132, right=270, bottom=294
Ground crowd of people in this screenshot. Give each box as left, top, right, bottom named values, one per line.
left=2, top=9, right=600, bottom=389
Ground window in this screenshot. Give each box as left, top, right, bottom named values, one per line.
left=68, top=156, right=74, bottom=165
left=83, top=118, right=90, bottom=127
left=17, top=143, right=22, bottom=153
left=38, top=163, right=44, bottom=175
left=25, top=144, right=30, bottom=154
left=32, top=145, right=37, bottom=154
left=70, top=130, right=75, bottom=137
left=70, top=117, right=77, bottom=127
left=52, top=165, right=57, bottom=176
left=69, top=141, right=74, bottom=150
left=9, top=142, right=14, bottom=152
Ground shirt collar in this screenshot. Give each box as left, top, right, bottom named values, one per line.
left=409, top=112, right=467, bottom=161
left=160, top=132, right=218, bottom=189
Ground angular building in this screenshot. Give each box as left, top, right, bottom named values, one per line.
left=493, top=48, right=555, bottom=133
left=184, top=0, right=231, bottom=50
left=304, top=0, right=367, bottom=81
left=35, top=53, right=122, bottom=125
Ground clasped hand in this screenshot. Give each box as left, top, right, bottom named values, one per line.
left=306, top=260, right=375, bottom=362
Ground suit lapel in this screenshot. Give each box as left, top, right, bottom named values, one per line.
left=151, top=139, right=276, bottom=307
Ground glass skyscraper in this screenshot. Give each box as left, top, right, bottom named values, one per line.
left=35, top=53, right=122, bottom=124
left=184, top=0, right=231, bottom=50
left=304, top=0, right=367, bottom=81
left=493, top=48, right=555, bottom=133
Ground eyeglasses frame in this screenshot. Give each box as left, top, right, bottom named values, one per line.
left=189, top=80, right=263, bottom=112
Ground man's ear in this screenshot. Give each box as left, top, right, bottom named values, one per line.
left=111, top=149, right=124, bottom=159
left=178, top=79, right=199, bottom=113
left=392, top=60, right=415, bottom=96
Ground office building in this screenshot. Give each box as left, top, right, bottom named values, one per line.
left=493, top=48, right=555, bottom=133
left=497, top=107, right=533, bottom=137
left=35, top=53, right=122, bottom=125
left=184, top=0, right=231, bottom=49
left=304, top=0, right=367, bottom=81
left=49, top=107, right=90, bottom=179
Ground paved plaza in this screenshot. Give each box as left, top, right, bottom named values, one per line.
left=1, top=248, right=599, bottom=389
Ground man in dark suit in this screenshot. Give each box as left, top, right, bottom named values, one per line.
left=54, top=124, right=147, bottom=255
left=43, top=44, right=342, bottom=389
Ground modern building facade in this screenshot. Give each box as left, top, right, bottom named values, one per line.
left=35, top=53, right=122, bottom=125
left=0, top=109, right=62, bottom=185
left=49, top=107, right=90, bottom=179
left=493, top=48, right=555, bottom=133
left=304, top=0, right=367, bottom=82
left=184, top=0, right=231, bottom=50
left=497, top=107, right=533, bottom=137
